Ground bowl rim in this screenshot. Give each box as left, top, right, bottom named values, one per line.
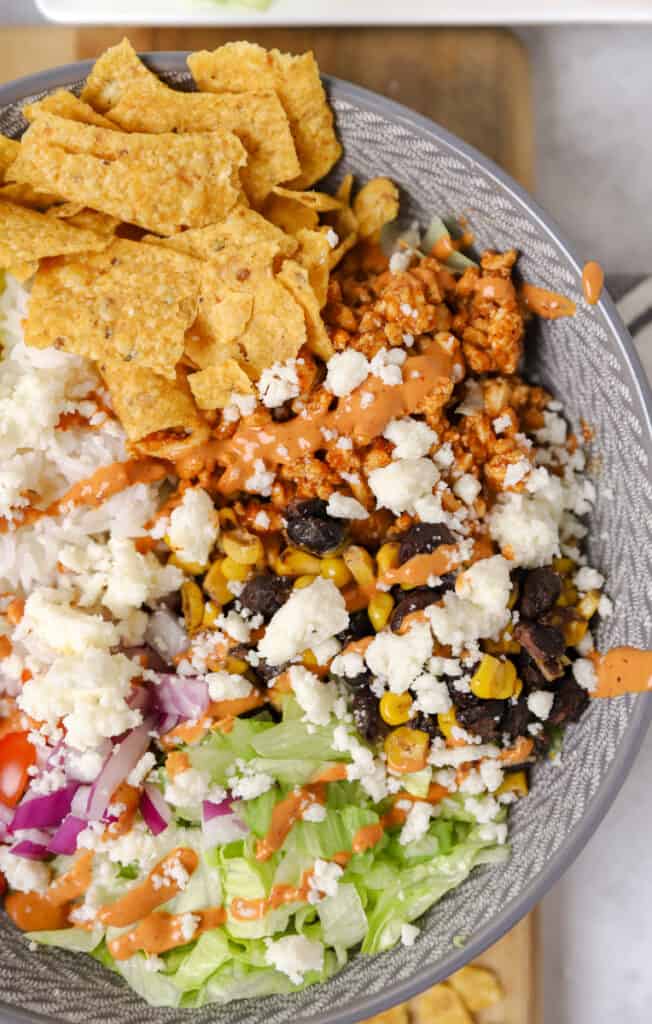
left=0, top=53, right=650, bottom=1024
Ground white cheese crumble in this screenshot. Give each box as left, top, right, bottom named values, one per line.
left=411, top=673, right=452, bottom=715
left=257, top=360, right=300, bottom=408
left=308, top=859, right=343, bottom=903
left=324, top=350, right=369, bottom=397
left=574, top=567, right=604, bottom=592
left=20, top=588, right=119, bottom=655
left=489, top=470, right=565, bottom=568
left=165, top=768, right=211, bottom=808
left=572, top=658, right=598, bottom=691
left=127, top=751, right=156, bottom=788
left=264, top=935, right=324, bottom=985
left=302, top=803, right=327, bottom=823
left=369, top=347, right=406, bottom=386
left=527, top=689, right=554, bottom=720
left=399, top=801, right=433, bottom=845
left=167, top=488, right=219, bottom=567
left=288, top=665, right=337, bottom=726
left=330, top=651, right=365, bottom=679
left=365, top=622, right=433, bottom=694
left=503, top=459, right=531, bottom=489
left=479, top=759, right=504, bottom=793
left=492, top=414, right=511, bottom=434
left=0, top=848, right=50, bottom=894
left=427, top=555, right=511, bottom=653
left=206, top=671, right=253, bottom=702
left=401, top=923, right=420, bottom=946
left=245, top=459, right=275, bottom=497
left=383, top=417, right=438, bottom=459
left=368, top=458, right=439, bottom=516
left=326, top=493, right=369, bottom=520
left=453, top=474, right=481, bottom=506
left=258, top=577, right=348, bottom=666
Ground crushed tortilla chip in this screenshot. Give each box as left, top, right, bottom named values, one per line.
left=295, top=228, right=331, bottom=308
left=50, top=207, right=120, bottom=239
left=188, top=42, right=341, bottom=189
left=101, top=360, right=209, bottom=456
left=325, top=175, right=359, bottom=268
left=0, top=135, right=20, bottom=181
left=23, top=90, right=116, bottom=129
left=360, top=1006, right=408, bottom=1024
left=0, top=197, right=112, bottom=281
left=146, top=208, right=297, bottom=262
left=191, top=272, right=255, bottom=366
left=189, top=360, right=253, bottom=410
left=271, top=185, right=342, bottom=212
left=9, top=113, right=246, bottom=235
left=260, top=191, right=319, bottom=234
left=353, top=177, right=400, bottom=240
left=278, top=260, right=333, bottom=361
left=80, top=37, right=156, bottom=113
left=238, top=275, right=307, bottom=373
left=411, top=984, right=473, bottom=1024
left=447, top=965, right=503, bottom=1012
left=25, top=239, right=200, bottom=378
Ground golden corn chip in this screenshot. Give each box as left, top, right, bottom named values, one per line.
left=188, top=42, right=341, bottom=189
left=50, top=207, right=120, bottom=239
left=23, top=90, right=115, bottom=129
left=353, top=177, right=400, bottom=240
left=411, top=984, right=473, bottom=1024
left=238, top=275, right=307, bottom=373
left=271, top=185, right=342, bottom=212
left=101, top=360, right=209, bottom=456
left=188, top=360, right=253, bottom=410
left=192, top=271, right=255, bottom=365
left=278, top=260, right=333, bottom=361
left=360, top=1006, right=408, bottom=1024
left=0, top=135, right=19, bottom=181
left=9, top=113, right=246, bottom=235
left=146, top=208, right=296, bottom=262
left=260, top=191, right=319, bottom=235
left=81, top=37, right=155, bottom=113
left=0, top=183, right=61, bottom=210
left=325, top=174, right=359, bottom=268
left=25, top=239, right=200, bottom=379
left=447, top=965, right=503, bottom=1012
left=295, top=228, right=331, bottom=308
left=0, top=197, right=111, bottom=281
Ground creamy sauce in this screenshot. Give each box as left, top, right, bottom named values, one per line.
left=311, top=763, right=348, bottom=784
left=98, top=848, right=198, bottom=928
left=432, top=231, right=474, bottom=263
left=176, top=339, right=461, bottom=494
left=47, top=851, right=94, bottom=907
left=379, top=547, right=460, bottom=587
left=108, top=907, right=227, bottom=960
left=499, top=737, right=534, bottom=765
left=590, top=647, right=652, bottom=698
left=5, top=891, right=69, bottom=932
left=351, top=823, right=384, bottom=853
left=520, top=284, right=577, bottom=320
left=474, top=278, right=517, bottom=304
left=231, top=870, right=314, bottom=922
left=582, top=261, right=604, bottom=305
left=255, top=784, right=326, bottom=861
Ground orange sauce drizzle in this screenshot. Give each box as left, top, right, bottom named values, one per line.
left=589, top=647, right=652, bottom=698
left=582, top=261, right=604, bottom=305
left=98, top=848, right=198, bottom=928
left=520, top=283, right=577, bottom=320
left=255, top=784, right=326, bottom=862
left=108, top=907, right=227, bottom=960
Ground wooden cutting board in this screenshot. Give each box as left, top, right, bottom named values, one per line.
left=0, top=26, right=533, bottom=189
left=0, top=24, right=537, bottom=1021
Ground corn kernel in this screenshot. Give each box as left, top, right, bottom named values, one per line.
left=484, top=627, right=521, bottom=655
left=168, top=550, right=208, bottom=575
left=202, top=600, right=220, bottom=628
left=320, top=557, right=353, bottom=588
left=342, top=545, right=376, bottom=586
left=294, top=574, right=317, bottom=590
left=222, top=529, right=263, bottom=566
left=181, top=581, right=204, bottom=633
left=557, top=582, right=578, bottom=608
left=302, top=650, right=319, bottom=669
left=376, top=542, right=401, bottom=576
left=553, top=557, right=575, bottom=575
left=221, top=557, right=252, bottom=582
left=218, top=507, right=239, bottom=530
left=380, top=692, right=412, bottom=726
left=437, top=707, right=459, bottom=739
left=577, top=589, right=601, bottom=620
left=225, top=656, right=249, bottom=675
left=470, top=654, right=518, bottom=699
left=564, top=618, right=588, bottom=646
left=275, top=547, right=323, bottom=577
left=368, top=592, right=395, bottom=632
left=384, top=726, right=429, bottom=773
left=497, top=770, right=529, bottom=798
left=203, top=559, right=233, bottom=605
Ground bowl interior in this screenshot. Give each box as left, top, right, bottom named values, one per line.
left=0, top=56, right=650, bottom=1024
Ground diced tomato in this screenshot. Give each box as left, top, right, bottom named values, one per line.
left=0, top=731, right=36, bottom=808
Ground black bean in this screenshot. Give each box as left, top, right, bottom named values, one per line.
left=351, top=688, right=386, bottom=742
left=513, top=621, right=565, bottom=681
left=453, top=691, right=504, bottom=742
left=517, top=650, right=550, bottom=691
left=239, top=573, right=292, bottom=621
left=408, top=712, right=441, bottom=740
left=501, top=695, right=531, bottom=742
left=251, top=657, right=287, bottom=687
left=520, top=568, right=562, bottom=620
left=336, top=609, right=373, bottom=646
left=285, top=498, right=347, bottom=555
left=548, top=672, right=590, bottom=726
left=398, top=523, right=456, bottom=564
left=340, top=670, right=375, bottom=692
left=390, top=577, right=455, bottom=632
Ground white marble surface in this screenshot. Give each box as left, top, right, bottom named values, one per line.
left=0, top=10, right=649, bottom=1022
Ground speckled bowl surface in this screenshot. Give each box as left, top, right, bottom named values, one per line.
left=0, top=54, right=650, bottom=1024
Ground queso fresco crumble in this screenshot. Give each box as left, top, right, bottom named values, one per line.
left=0, top=36, right=643, bottom=1011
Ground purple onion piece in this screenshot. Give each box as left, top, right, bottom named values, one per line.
left=48, top=815, right=87, bottom=856
left=10, top=840, right=51, bottom=860
left=9, top=782, right=80, bottom=832
left=152, top=674, right=209, bottom=721
left=83, top=716, right=155, bottom=822
left=202, top=798, right=234, bottom=821
left=140, top=785, right=171, bottom=836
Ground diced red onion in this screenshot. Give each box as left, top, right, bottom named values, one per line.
left=83, top=717, right=155, bottom=822
left=157, top=712, right=180, bottom=736
left=10, top=839, right=51, bottom=860
left=48, top=815, right=87, bottom=856
left=140, top=785, right=171, bottom=836
left=152, top=674, right=209, bottom=721
left=9, top=782, right=79, bottom=832
left=202, top=798, right=234, bottom=821
left=145, top=610, right=188, bottom=662
left=70, top=785, right=91, bottom=816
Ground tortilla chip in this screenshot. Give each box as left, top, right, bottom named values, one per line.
left=239, top=276, right=307, bottom=373
left=260, top=191, right=319, bottom=235
left=0, top=197, right=112, bottom=281
left=353, top=177, right=399, bottom=240
left=191, top=271, right=255, bottom=367
left=0, top=135, right=19, bottom=181
left=295, top=228, right=331, bottom=308
left=188, top=360, right=253, bottom=410
left=9, top=113, right=246, bottom=235
left=189, top=43, right=342, bottom=189
left=101, top=360, right=209, bottom=455
left=271, top=185, right=342, bottom=212
left=23, top=90, right=116, bottom=129
left=277, top=260, right=333, bottom=361
left=50, top=207, right=120, bottom=239
left=447, top=965, right=503, bottom=1012
left=81, top=37, right=155, bottom=113
left=325, top=174, right=359, bottom=269
left=411, top=984, right=473, bottom=1024
left=146, top=208, right=297, bottom=262
left=0, top=183, right=61, bottom=210
left=25, top=239, right=200, bottom=379
left=360, top=1007, right=408, bottom=1024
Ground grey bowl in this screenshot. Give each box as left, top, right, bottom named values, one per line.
left=0, top=54, right=651, bottom=1024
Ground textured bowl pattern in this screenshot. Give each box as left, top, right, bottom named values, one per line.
left=0, top=58, right=650, bottom=1024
